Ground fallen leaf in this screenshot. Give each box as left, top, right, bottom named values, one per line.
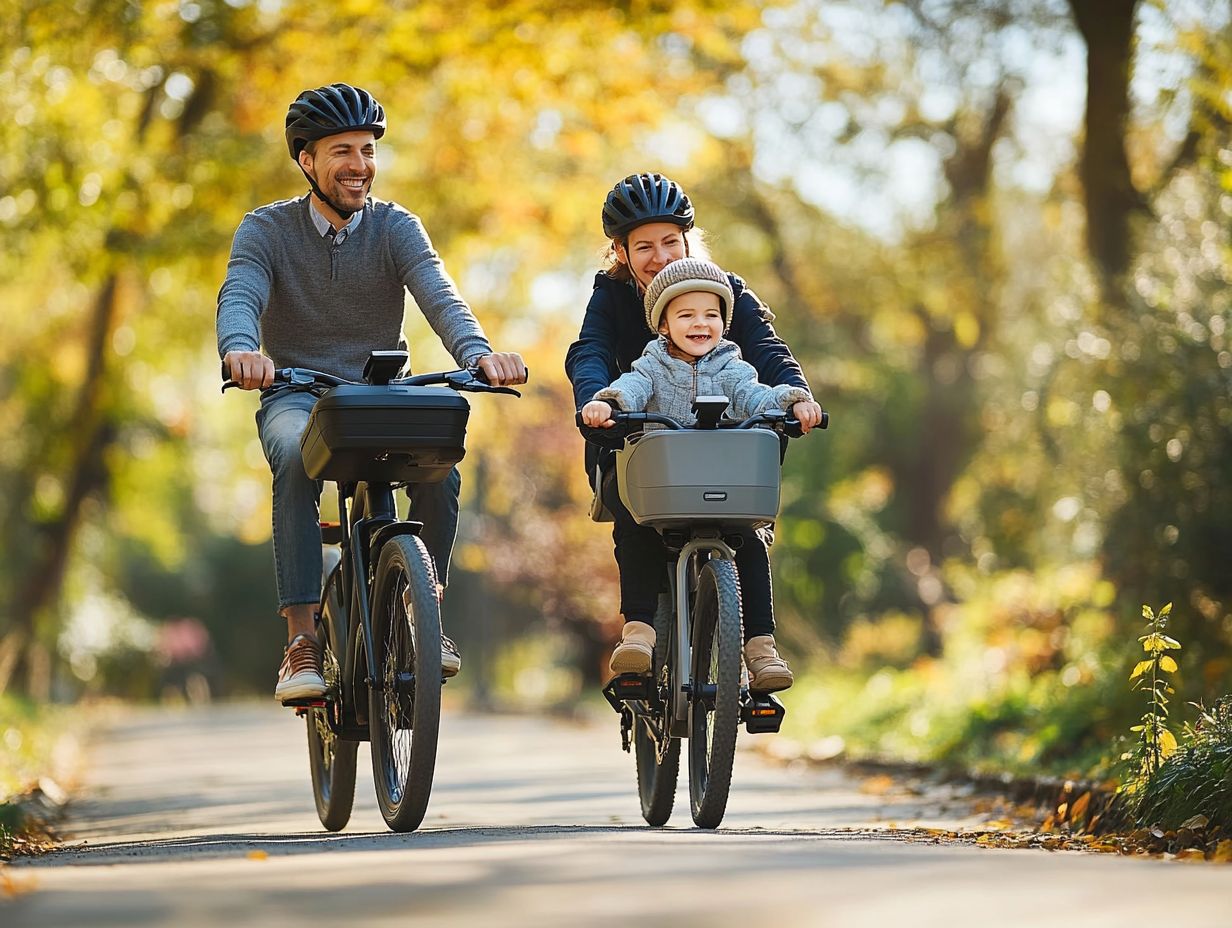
left=1179, top=814, right=1209, bottom=831
left=1070, top=792, right=1091, bottom=822
left=1176, top=848, right=1206, bottom=862
left=860, top=774, right=895, bottom=796
left=246, top=850, right=268, bottom=861
left=1212, top=840, right=1232, bottom=862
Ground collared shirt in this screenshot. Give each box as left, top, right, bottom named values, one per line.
left=308, top=198, right=363, bottom=245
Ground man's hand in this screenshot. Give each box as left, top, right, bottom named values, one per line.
left=791, top=400, right=825, bottom=433
left=581, top=400, right=616, bottom=428
left=223, top=350, right=274, bottom=390
left=476, top=352, right=528, bottom=387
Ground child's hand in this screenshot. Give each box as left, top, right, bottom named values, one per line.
left=791, top=400, right=825, bottom=433
left=582, top=400, right=616, bottom=428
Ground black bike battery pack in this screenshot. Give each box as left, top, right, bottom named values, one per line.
left=301, top=385, right=470, bottom=484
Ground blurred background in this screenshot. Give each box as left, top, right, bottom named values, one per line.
left=2, top=0, right=1229, bottom=776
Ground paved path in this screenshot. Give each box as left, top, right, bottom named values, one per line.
left=5, top=703, right=1231, bottom=927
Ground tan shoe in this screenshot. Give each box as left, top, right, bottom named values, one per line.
left=440, top=635, right=461, bottom=678
left=404, top=586, right=461, bottom=678
left=745, top=635, right=793, bottom=692
left=275, top=633, right=325, bottom=703
left=609, top=621, right=656, bottom=675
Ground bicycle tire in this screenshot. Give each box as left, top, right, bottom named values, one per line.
left=687, top=558, right=743, bottom=829
left=634, top=593, right=680, bottom=825
left=306, top=567, right=357, bottom=831
left=368, top=534, right=442, bottom=832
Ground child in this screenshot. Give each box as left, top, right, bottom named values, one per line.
left=581, top=257, right=823, bottom=690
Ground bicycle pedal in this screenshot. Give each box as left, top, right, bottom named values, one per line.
left=283, top=697, right=327, bottom=710
left=741, top=691, right=786, bottom=734
left=602, top=673, right=652, bottom=711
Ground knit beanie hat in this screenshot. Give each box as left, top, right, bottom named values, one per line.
left=643, top=258, right=735, bottom=334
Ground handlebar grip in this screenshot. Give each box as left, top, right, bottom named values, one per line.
left=220, top=360, right=239, bottom=393
left=472, top=364, right=530, bottom=386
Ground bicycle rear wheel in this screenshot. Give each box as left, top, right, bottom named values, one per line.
left=307, top=564, right=357, bottom=831
left=634, top=593, right=680, bottom=826
left=368, top=534, right=442, bottom=832
left=687, top=558, right=743, bottom=829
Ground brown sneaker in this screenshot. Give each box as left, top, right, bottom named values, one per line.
left=744, top=635, right=794, bottom=692
left=609, top=620, right=656, bottom=675
left=274, top=633, right=325, bottom=703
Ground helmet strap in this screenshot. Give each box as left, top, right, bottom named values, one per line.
left=298, top=164, right=357, bottom=222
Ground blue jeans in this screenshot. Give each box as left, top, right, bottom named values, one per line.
left=256, top=389, right=461, bottom=611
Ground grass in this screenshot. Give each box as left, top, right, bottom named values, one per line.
left=0, top=695, right=82, bottom=858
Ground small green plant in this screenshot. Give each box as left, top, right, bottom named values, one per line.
left=1122, top=602, right=1182, bottom=787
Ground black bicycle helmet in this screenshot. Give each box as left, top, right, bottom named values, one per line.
left=285, top=83, right=386, bottom=160
left=601, top=172, right=695, bottom=239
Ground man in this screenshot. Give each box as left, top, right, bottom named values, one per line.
left=217, top=83, right=526, bottom=703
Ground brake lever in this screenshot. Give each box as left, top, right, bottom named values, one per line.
left=462, top=365, right=527, bottom=397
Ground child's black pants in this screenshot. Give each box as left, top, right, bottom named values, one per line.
left=600, top=466, right=775, bottom=640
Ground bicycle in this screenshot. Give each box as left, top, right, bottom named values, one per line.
left=579, top=396, right=825, bottom=829
left=224, top=350, right=522, bottom=832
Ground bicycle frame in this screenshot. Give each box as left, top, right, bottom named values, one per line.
left=324, top=478, right=424, bottom=738
left=665, top=531, right=738, bottom=736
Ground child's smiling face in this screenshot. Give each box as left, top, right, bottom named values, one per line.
left=658, top=291, right=724, bottom=359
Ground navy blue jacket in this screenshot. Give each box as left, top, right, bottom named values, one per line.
left=565, top=270, right=810, bottom=480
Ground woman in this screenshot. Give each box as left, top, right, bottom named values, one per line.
left=565, top=172, right=819, bottom=691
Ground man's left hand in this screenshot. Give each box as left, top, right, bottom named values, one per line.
left=476, top=352, right=528, bottom=387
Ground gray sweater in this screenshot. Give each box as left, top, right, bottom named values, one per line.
left=216, top=195, right=492, bottom=381
left=595, top=338, right=812, bottom=425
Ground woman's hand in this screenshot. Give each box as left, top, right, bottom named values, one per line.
left=581, top=400, right=616, bottom=428
left=791, top=400, right=825, bottom=433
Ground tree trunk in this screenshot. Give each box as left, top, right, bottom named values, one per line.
left=3, top=274, right=118, bottom=693
left=1068, top=0, right=1142, bottom=298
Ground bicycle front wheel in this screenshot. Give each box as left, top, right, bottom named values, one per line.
left=688, top=558, right=743, bottom=829
left=368, top=534, right=442, bottom=832
left=306, top=585, right=357, bottom=831
left=635, top=592, right=679, bottom=826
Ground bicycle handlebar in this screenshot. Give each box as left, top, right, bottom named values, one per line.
left=575, top=406, right=825, bottom=450
left=221, top=363, right=526, bottom=397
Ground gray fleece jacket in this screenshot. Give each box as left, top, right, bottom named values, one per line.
left=594, top=337, right=812, bottom=425
left=216, top=195, right=492, bottom=382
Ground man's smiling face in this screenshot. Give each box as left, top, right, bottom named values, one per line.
left=300, top=130, right=377, bottom=217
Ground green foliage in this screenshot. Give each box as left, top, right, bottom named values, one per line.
left=1114, top=606, right=1232, bottom=832
left=0, top=696, right=72, bottom=802
left=784, top=564, right=1129, bottom=777
left=1120, top=603, right=1182, bottom=784
left=1131, top=697, right=1232, bottom=830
